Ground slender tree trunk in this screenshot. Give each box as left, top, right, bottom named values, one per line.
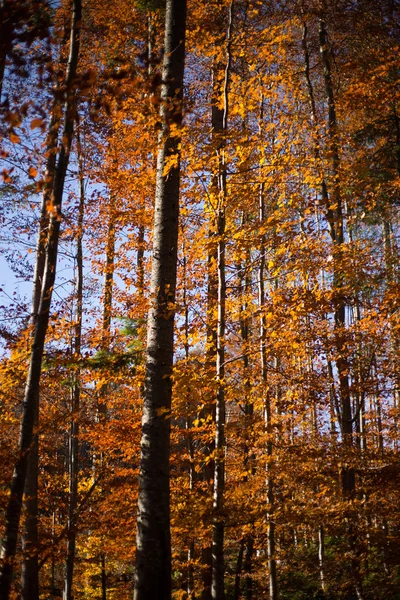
left=63, top=122, right=85, bottom=600
left=0, top=1, right=81, bottom=596
left=201, top=47, right=224, bottom=600
left=235, top=221, right=254, bottom=600
left=102, top=195, right=116, bottom=350
left=135, top=16, right=152, bottom=299
left=211, top=5, right=233, bottom=600
left=318, top=17, right=352, bottom=443
left=91, top=193, right=117, bottom=600
left=383, top=219, right=400, bottom=444
left=319, top=18, right=364, bottom=600
left=182, top=236, right=196, bottom=600
left=258, top=95, right=277, bottom=600
left=133, top=1, right=187, bottom=598
left=233, top=539, right=245, bottom=600
left=21, top=96, right=62, bottom=600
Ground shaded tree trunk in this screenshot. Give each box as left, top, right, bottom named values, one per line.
left=211, top=5, right=233, bottom=600
left=318, top=17, right=364, bottom=600
left=21, top=93, right=62, bottom=600
left=133, top=1, right=187, bottom=598
left=235, top=218, right=254, bottom=600
left=233, top=539, right=244, bottom=600
left=258, top=95, right=277, bottom=600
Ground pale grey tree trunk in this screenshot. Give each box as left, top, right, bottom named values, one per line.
left=0, top=0, right=81, bottom=596
left=133, top=1, right=187, bottom=598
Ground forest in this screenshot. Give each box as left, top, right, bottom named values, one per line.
left=0, top=0, right=399, bottom=599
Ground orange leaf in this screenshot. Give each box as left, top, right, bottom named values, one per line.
left=30, top=118, right=44, bottom=130
left=9, top=132, right=21, bottom=144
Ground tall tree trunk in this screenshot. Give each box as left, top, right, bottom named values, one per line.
left=201, top=47, right=223, bottom=600
left=182, top=232, right=196, bottom=599
left=318, top=18, right=365, bottom=600
left=91, top=193, right=117, bottom=600
left=0, top=0, right=81, bottom=595
left=318, top=18, right=352, bottom=442
left=258, top=95, right=277, bottom=600
left=21, top=96, right=62, bottom=600
left=63, top=121, right=85, bottom=600
left=133, top=1, right=187, bottom=598
left=211, top=5, right=233, bottom=599
left=235, top=220, right=254, bottom=600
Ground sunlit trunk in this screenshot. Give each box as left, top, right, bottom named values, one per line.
left=134, top=1, right=187, bottom=597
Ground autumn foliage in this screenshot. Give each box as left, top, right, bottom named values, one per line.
left=1, top=0, right=400, bottom=599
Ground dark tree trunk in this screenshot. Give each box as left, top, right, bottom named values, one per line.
left=233, top=540, right=244, bottom=600
left=234, top=220, right=254, bottom=600
left=257, top=94, right=277, bottom=600
left=64, top=121, right=85, bottom=600
left=21, top=94, right=62, bottom=600
left=211, top=5, right=233, bottom=600
left=133, top=1, right=187, bottom=598
left=318, top=18, right=364, bottom=600
left=21, top=422, right=39, bottom=600
left=102, top=195, right=116, bottom=350
left=0, top=0, right=81, bottom=595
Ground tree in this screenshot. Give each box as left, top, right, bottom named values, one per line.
left=134, top=1, right=187, bottom=598
left=0, top=0, right=82, bottom=595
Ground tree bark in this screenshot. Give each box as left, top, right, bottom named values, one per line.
left=0, top=0, right=81, bottom=595
left=21, top=93, right=62, bottom=600
left=235, top=218, right=254, bottom=600
left=133, top=1, right=187, bottom=598
left=102, top=194, right=116, bottom=350
left=63, top=121, right=85, bottom=600
left=211, top=5, right=233, bottom=600
left=318, top=18, right=365, bottom=600
left=257, top=94, right=277, bottom=600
